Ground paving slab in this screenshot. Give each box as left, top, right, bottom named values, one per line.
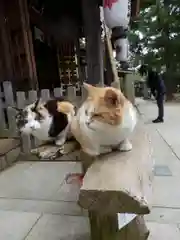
left=0, top=210, right=40, bottom=240
left=153, top=165, right=172, bottom=176
left=0, top=161, right=81, bottom=201
left=0, top=98, right=179, bottom=239
left=145, top=207, right=180, bottom=224
left=0, top=198, right=86, bottom=216
left=25, top=214, right=90, bottom=240
left=152, top=177, right=180, bottom=208
left=147, top=222, right=180, bottom=240
left=137, top=98, right=180, bottom=239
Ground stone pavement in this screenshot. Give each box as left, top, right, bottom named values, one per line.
left=0, top=98, right=180, bottom=239
left=136, top=98, right=180, bottom=239
left=0, top=161, right=89, bottom=240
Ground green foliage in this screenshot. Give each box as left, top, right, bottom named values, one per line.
left=129, top=0, right=180, bottom=93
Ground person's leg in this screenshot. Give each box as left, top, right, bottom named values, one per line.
left=157, top=94, right=164, bottom=120
left=153, top=94, right=164, bottom=123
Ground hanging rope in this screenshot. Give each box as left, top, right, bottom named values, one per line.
left=102, top=21, right=121, bottom=89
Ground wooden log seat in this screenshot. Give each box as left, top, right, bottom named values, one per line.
left=78, top=123, right=153, bottom=215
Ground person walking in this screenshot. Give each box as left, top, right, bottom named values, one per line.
left=138, top=64, right=166, bottom=123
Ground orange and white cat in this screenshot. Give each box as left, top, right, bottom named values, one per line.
left=71, top=83, right=137, bottom=156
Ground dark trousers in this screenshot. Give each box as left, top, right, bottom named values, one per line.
left=156, top=94, right=164, bottom=119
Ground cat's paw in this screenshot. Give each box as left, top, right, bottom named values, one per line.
left=100, top=146, right=113, bottom=155
left=119, top=139, right=132, bottom=152
left=30, top=148, right=39, bottom=155
left=82, top=148, right=99, bottom=156
left=55, top=138, right=66, bottom=146
left=38, top=146, right=63, bottom=160
left=31, top=146, right=47, bottom=155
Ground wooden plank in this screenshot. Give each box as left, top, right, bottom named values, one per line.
left=3, top=81, right=16, bottom=136
left=40, top=89, right=50, bottom=101
left=18, top=0, right=38, bottom=89
left=0, top=1, right=14, bottom=81
left=16, top=91, right=26, bottom=109
left=3, top=81, right=15, bottom=106
left=53, top=87, right=63, bottom=98
left=27, top=90, right=42, bottom=148
left=67, top=86, right=76, bottom=102
left=82, top=0, right=104, bottom=86
left=16, top=91, right=32, bottom=153
left=28, top=90, right=38, bottom=104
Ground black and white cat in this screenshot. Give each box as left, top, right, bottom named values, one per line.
left=15, top=97, right=76, bottom=159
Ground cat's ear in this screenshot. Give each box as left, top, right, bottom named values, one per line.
left=34, top=97, right=42, bottom=109
left=104, top=89, right=120, bottom=107
left=33, top=98, right=42, bottom=111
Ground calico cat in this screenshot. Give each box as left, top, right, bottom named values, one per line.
left=15, top=97, right=76, bottom=159
left=71, top=83, right=137, bottom=156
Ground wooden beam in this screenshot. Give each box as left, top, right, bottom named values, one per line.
left=82, top=0, right=104, bottom=85
left=78, top=123, right=153, bottom=215
left=18, top=0, right=38, bottom=89
left=78, top=123, right=152, bottom=239
left=131, top=0, right=141, bottom=19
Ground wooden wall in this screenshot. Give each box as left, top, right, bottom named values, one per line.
left=0, top=0, right=37, bottom=91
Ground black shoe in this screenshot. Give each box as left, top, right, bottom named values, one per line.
left=152, top=118, right=164, bottom=123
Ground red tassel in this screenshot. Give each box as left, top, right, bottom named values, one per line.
left=104, top=0, right=118, bottom=9
left=65, top=173, right=84, bottom=186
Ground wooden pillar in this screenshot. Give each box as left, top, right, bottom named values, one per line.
left=82, top=0, right=104, bottom=86
left=104, top=40, right=114, bottom=86
left=0, top=0, right=14, bottom=81
left=18, top=0, right=38, bottom=89
left=143, top=81, right=149, bottom=100
left=80, top=151, right=119, bottom=240
left=123, top=73, right=135, bottom=104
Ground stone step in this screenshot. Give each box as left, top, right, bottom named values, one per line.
left=0, top=138, right=20, bottom=171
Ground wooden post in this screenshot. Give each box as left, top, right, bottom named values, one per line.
left=82, top=0, right=104, bottom=86
left=18, top=0, right=38, bottom=89
left=143, top=81, right=149, bottom=100
left=80, top=151, right=119, bottom=240
left=123, top=72, right=135, bottom=104
left=104, top=40, right=114, bottom=86
left=0, top=0, right=14, bottom=81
